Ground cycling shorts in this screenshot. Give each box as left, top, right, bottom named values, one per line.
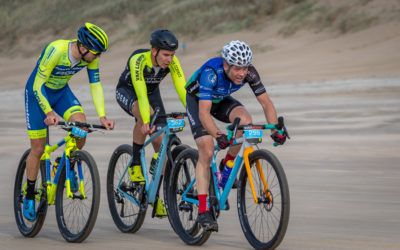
left=186, top=93, right=242, bottom=139
left=25, top=84, right=84, bottom=139
left=116, top=82, right=167, bottom=129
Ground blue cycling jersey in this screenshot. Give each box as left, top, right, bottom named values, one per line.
left=185, top=57, right=266, bottom=103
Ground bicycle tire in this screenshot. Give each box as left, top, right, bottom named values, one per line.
left=237, top=149, right=290, bottom=250
left=13, top=149, right=48, bottom=237
left=166, top=148, right=211, bottom=245
left=164, top=144, right=190, bottom=232
left=106, top=144, right=147, bottom=233
left=55, top=150, right=101, bottom=242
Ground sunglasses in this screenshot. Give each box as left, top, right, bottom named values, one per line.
left=89, top=49, right=102, bottom=56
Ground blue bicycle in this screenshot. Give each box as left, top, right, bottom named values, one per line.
left=166, top=117, right=290, bottom=249
left=106, top=109, right=189, bottom=233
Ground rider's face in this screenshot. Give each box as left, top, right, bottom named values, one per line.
left=152, top=48, right=175, bottom=69
left=223, top=62, right=249, bottom=84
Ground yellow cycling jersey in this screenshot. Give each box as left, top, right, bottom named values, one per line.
left=30, top=39, right=106, bottom=117
left=119, top=49, right=186, bottom=124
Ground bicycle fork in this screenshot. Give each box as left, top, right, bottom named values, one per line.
left=243, top=147, right=272, bottom=204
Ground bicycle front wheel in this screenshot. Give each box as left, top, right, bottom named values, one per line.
left=237, top=149, right=290, bottom=250
left=14, top=149, right=47, bottom=237
left=55, top=150, right=101, bottom=242
left=166, top=148, right=211, bottom=246
left=106, top=144, right=147, bottom=233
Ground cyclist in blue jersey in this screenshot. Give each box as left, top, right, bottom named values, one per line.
left=185, top=40, right=287, bottom=231
left=23, top=23, right=115, bottom=221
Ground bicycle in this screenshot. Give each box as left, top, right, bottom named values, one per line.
left=166, top=117, right=290, bottom=249
left=107, top=108, right=189, bottom=233
left=14, top=121, right=106, bottom=242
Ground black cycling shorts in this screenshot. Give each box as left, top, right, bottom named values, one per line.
left=186, top=93, right=242, bottom=139
left=116, top=82, right=167, bottom=128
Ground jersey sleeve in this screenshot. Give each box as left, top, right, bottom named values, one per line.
left=129, top=53, right=151, bottom=124
left=246, top=65, right=266, bottom=96
left=198, top=67, right=217, bottom=101
left=86, top=59, right=106, bottom=117
left=169, top=56, right=187, bottom=108
left=33, top=44, right=61, bottom=114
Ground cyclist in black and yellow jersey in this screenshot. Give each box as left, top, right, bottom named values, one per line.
left=23, top=23, right=115, bottom=221
left=115, top=29, right=186, bottom=217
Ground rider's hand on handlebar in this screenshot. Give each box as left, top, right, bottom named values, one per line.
left=216, top=133, right=230, bottom=149
left=44, top=111, right=59, bottom=126
left=100, top=116, right=115, bottom=130
left=141, top=122, right=155, bottom=135
left=271, top=131, right=286, bottom=145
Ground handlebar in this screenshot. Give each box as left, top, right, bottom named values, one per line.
left=225, top=116, right=290, bottom=143
left=149, top=107, right=188, bottom=128
left=58, top=121, right=106, bottom=132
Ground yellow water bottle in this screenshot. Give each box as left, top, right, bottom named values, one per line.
left=220, top=160, right=234, bottom=189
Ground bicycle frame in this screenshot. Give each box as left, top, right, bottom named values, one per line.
left=40, top=126, right=88, bottom=205
left=182, top=123, right=281, bottom=210
left=117, top=120, right=182, bottom=206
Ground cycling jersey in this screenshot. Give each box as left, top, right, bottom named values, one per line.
left=26, top=39, right=106, bottom=117
left=25, top=39, right=107, bottom=138
left=117, top=49, right=186, bottom=124
left=185, top=57, right=266, bottom=102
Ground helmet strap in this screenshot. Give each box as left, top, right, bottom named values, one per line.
left=153, top=48, right=160, bottom=67
left=77, top=41, right=90, bottom=62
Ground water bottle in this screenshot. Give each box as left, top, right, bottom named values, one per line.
left=149, top=152, right=159, bottom=175
left=51, top=157, right=61, bottom=178
left=220, top=160, right=234, bottom=189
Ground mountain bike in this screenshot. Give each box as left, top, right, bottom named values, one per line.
left=107, top=108, right=189, bottom=233
left=14, top=121, right=105, bottom=242
left=167, top=117, right=290, bottom=249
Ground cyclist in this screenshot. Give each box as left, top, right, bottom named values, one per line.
left=185, top=40, right=287, bottom=231
left=23, top=22, right=115, bottom=221
left=115, top=29, right=186, bottom=217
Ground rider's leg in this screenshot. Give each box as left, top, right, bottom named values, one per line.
left=68, top=112, right=87, bottom=149
left=195, top=135, right=214, bottom=212
left=223, top=105, right=252, bottom=164
left=24, top=137, right=46, bottom=220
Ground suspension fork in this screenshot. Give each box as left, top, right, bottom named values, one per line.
left=243, top=147, right=271, bottom=204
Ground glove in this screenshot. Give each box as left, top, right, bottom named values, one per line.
left=271, top=131, right=286, bottom=145
left=216, top=134, right=230, bottom=149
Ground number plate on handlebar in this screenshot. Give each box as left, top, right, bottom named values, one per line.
left=71, top=127, right=88, bottom=138
left=244, top=129, right=262, bottom=143
left=167, top=119, right=185, bottom=132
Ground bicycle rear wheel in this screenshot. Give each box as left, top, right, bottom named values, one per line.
left=237, top=149, right=290, bottom=250
left=166, top=148, right=211, bottom=245
left=106, top=144, right=147, bottom=233
left=14, top=149, right=48, bottom=237
left=55, top=150, right=101, bottom=242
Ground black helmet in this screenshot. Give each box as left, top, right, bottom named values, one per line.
left=150, top=29, right=178, bottom=51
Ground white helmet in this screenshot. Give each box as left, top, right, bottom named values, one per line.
left=221, top=40, right=253, bottom=66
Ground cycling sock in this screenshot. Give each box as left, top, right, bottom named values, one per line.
left=26, top=178, right=36, bottom=200
left=223, top=153, right=235, bottom=166
left=198, top=194, right=209, bottom=214
left=131, top=142, right=143, bottom=167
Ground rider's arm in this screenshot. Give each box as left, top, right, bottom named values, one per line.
left=87, top=58, right=106, bottom=118
left=32, top=44, right=61, bottom=114
left=256, top=92, right=278, bottom=132
left=198, top=68, right=221, bottom=137
left=169, top=56, right=186, bottom=108
left=129, top=54, right=151, bottom=124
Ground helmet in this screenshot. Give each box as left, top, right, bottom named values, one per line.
left=77, top=22, right=108, bottom=53
left=150, top=29, right=178, bottom=51
left=221, top=40, right=253, bottom=66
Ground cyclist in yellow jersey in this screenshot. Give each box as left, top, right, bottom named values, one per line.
left=116, top=29, right=186, bottom=217
left=23, top=23, right=115, bottom=221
